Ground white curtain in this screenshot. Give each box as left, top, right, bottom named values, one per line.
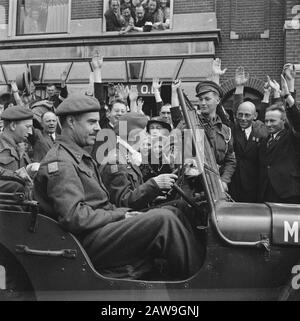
left=46, top=0, right=69, bottom=33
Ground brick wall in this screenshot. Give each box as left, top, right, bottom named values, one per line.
left=173, top=0, right=215, bottom=14
left=71, top=0, right=215, bottom=20
left=71, top=0, right=103, bottom=20
left=215, top=0, right=285, bottom=88
left=233, top=0, right=266, bottom=34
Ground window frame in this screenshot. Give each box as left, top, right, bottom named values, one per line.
left=8, top=0, right=72, bottom=39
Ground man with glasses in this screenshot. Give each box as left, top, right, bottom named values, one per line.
left=229, top=101, right=268, bottom=202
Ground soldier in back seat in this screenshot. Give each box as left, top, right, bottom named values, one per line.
left=0, top=106, right=38, bottom=197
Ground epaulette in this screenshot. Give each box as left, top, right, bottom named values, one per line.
left=222, top=125, right=232, bottom=143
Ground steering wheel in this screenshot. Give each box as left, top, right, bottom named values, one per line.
left=165, top=163, right=204, bottom=211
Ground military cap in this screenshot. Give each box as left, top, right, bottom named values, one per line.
left=55, top=94, right=100, bottom=116
left=146, top=116, right=172, bottom=133
left=195, top=80, right=223, bottom=98
left=1, top=105, right=33, bottom=121
left=114, top=112, right=148, bottom=137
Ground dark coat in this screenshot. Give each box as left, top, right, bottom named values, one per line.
left=91, top=82, right=114, bottom=163
left=230, top=120, right=268, bottom=202
left=105, top=9, right=124, bottom=31
left=47, top=86, right=68, bottom=110
left=259, top=104, right=300, bottom=203
left=32, top=129, right=56, bottom=162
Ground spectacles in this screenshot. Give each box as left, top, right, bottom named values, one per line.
left=236, top=113, right=253, bottom=119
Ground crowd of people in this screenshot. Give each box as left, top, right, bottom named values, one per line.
left=0, top=54, right=299, bottom=281
left=105, top=0, right=171, bottom=34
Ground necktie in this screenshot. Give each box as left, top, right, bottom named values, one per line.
left=241, top=129, right=247, bottom=147
left=267, top=134, right=274, bottom=148
left=49, top=134, right=55, bottom=142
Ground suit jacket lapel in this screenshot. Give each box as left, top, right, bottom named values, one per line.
left=235, top=126, right=247, bottom=150
left=266, top=129, right=287, bottom=153
left=43, top=132, right=54, bottom=149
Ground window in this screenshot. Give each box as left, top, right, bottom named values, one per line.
left=103, top=0, right=173, bottom=34
left=16, top=0, right=70, bottom=36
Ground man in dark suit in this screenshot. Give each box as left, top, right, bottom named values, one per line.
left=259, top=75, right=300, bottom=204
left=31, top=111, right=58, bottom=162
left=45, top=75, right=68, bottom=110
left=105, top=0, right=124, bottom=31
left=132, top=5, right=152, bottom=31
left=230, top=101, right=268, bottom=202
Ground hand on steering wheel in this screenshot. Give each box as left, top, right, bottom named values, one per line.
left=152, top=174, right=178, bottom=190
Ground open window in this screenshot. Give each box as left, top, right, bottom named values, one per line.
left=103, top=0, right=173, bottom=33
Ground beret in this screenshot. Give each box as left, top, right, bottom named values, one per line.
left=195, top=80, right=223, bottom=98
left=114, top=112, right=148, bottom=137
left=147, top=116, right=172, bottom=133
left=0, top=92, right=12, bottom=104
left=1, top=105, right=33, bottom=121
left=56, top=94, right=100, bottom=116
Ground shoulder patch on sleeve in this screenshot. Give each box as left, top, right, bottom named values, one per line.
left=48, top=162, right=59, bottom=174
left=0, top=155, right=15, bottom=166
left=110, top=164, right=118, bottom=174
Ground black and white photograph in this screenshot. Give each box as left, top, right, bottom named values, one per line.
left=103, top=0, right=173, bottom=33
left=0, top=0, right=300, bottom=305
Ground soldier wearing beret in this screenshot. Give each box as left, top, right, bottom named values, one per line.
left=195, top=80, right=236, bottom=192
left=34, top=96, right=202, bottom=280
left=0, top=105, right=36, bottom=195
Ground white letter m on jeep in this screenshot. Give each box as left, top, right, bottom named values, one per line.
left=284, top=221, right=299, bottom=243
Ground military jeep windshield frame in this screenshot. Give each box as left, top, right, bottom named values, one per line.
left=177, top=87, right=271, bottom=250
left=177, top=87, right=224, bottom=204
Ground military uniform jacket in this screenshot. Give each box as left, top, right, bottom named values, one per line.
left=259, top=104, right=300, bottom=201
left=170, top=107, right=236, bottom=183
left=34, top=136, right=128, bottom=237
left=199, top=115, right=236, bottom=184
left=0, top=131, right=31, bottom=184
left=0, top=131, right=31, bottom=170
left=230, top=120, right=268, bottom=202
left=100, top=146, right=161, bottom=210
